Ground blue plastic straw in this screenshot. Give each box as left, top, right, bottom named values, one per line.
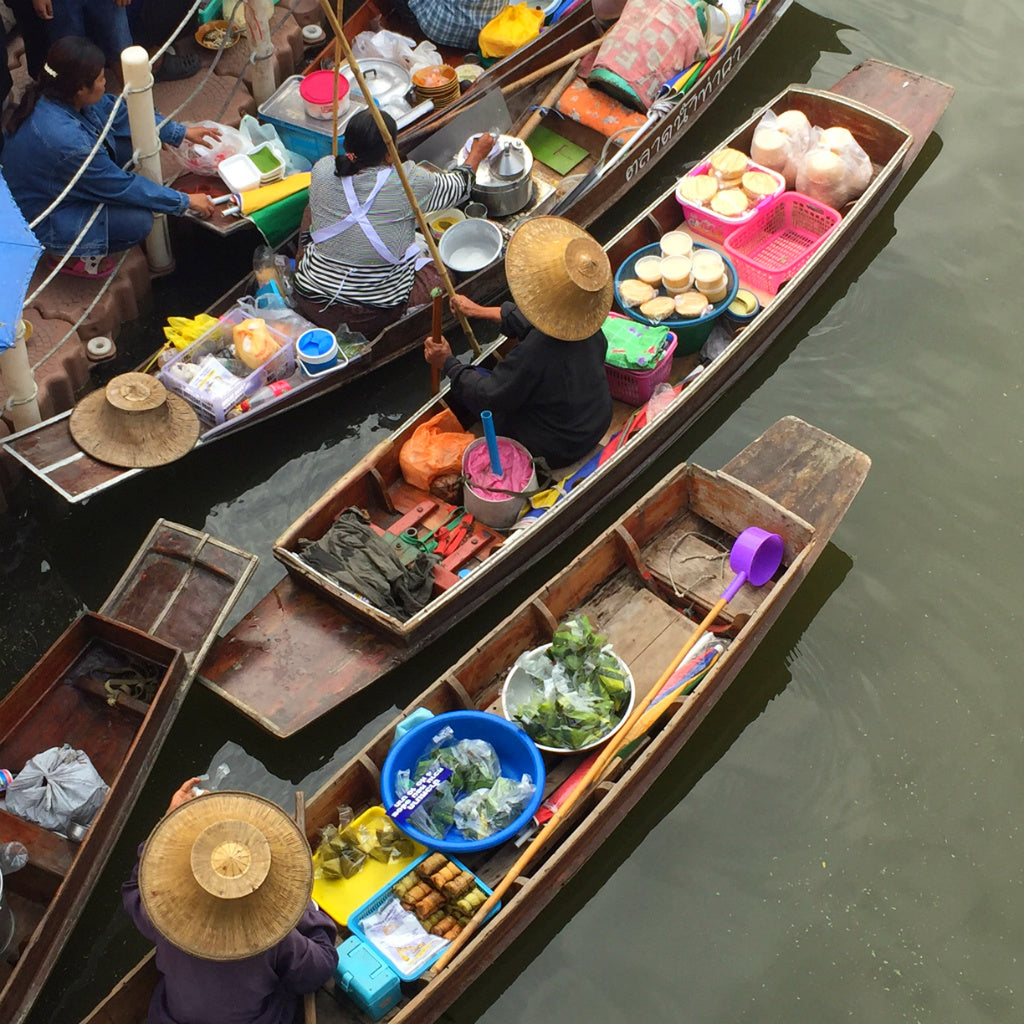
left=481, top=410, right=503, bottom=476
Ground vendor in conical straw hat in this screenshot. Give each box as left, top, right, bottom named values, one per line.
left=424, top=216, right=614, bottom=470
left=122, top=778, right=338, bottom=1024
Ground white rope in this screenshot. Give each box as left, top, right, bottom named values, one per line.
left=30, top=250, right=133, bottom=371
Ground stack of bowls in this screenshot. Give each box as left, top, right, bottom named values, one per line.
left=412, top=64, right=460, bottom=108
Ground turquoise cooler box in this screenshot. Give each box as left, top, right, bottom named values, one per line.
left=258, top=76, right=356, bottom=165
left=333, top=935, right=402, bottom=1020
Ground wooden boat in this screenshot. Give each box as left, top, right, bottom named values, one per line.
left=3, top=0, right=794, bottom=503
left=79, top=414, right=870, bottom=1024
left=194, top=60, right=952, bottom=737
left=0, top=522, right=256, bottom=1024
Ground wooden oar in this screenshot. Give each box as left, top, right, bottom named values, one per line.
left=515, top=58, right=581, bottom=142
left=294, top=790, right=317, bottom=1024
left=430, top=287, right=443, bottom=395
left=316, top=0, right=483, bottom=356
left=431, top=527, right=784, bottom=972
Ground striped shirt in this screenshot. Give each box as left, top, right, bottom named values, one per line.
left=295, top=158, right=471, bottom=309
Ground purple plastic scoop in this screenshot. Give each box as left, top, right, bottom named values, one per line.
left=721, top=526, right=784, bottom=602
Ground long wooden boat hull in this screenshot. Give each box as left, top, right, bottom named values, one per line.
left=80, top=415, right=870, bottom=1024
left=3, top=0, right=794, bottom=502
left=0, top=523, right=256, bottom=1024
left=196, top=61, right=952, bottom=737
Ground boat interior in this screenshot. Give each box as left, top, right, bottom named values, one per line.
left=0, top=618, right=175, bottom=984
left=273, top=83, right=906, bottom=642
left=296, top=459, right=813, bottom=1020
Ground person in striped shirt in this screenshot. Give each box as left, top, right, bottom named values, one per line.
left=293, top=108, right=494, bottom=339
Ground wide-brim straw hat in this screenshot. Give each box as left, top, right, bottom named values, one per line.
left=138, top=791, right=313, bottom=961
left=504, top=216, right=613, bottom=341
left=69, top=372, right=199, bottom=468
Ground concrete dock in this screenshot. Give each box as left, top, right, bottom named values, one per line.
left=0, top=3, right=315, bottom=509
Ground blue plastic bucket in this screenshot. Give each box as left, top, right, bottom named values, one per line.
left=380, top=710, right=545, bottom=854
left=297, top=328, right=339, bottom=374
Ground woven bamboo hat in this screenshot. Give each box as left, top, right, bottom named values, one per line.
left=69, top=372, right=199, bottom=468
left=138, top=791, right=313, bottom=961
left=504, top=216, right=613, bottom=341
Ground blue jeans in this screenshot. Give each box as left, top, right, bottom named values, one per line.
left=49, top=0, right=134, bottom=65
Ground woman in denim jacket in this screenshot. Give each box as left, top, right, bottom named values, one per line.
left=2, top=36, right=219, bottom=277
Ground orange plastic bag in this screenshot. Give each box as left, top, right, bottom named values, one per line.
left=479, top=3, right=544, bottom=60
left=233, top=317, right=280, bottom=370
left=399, top=409, right=475, bottom=490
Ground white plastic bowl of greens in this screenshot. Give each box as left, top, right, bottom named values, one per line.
left=501, top=617, right=635, bottom=754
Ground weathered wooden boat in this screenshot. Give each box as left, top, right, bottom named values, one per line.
left=79, top=414, right=870, bottom=1024
left=193, top=60, right=952, bottom=737
left=0, top=522, right=256, bottom=1024
left=3, top=0, right=793, bottom=502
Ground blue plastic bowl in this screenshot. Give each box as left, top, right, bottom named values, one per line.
left=380, top=710, right=546, bottom=854
left=613, top=242, right=739, bottom=354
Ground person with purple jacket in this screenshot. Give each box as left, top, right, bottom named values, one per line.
left=122, top=779, right=338, bottom=1024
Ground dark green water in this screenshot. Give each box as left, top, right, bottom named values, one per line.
left=6, top=2, right=1019, bottom=1020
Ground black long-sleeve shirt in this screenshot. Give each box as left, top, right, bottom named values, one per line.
left=443, top=303, right=612, bottom=468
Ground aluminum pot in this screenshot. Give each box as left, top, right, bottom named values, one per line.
left=469, top=136, right=534, bottom=218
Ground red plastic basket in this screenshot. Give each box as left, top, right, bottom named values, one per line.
left=605, top=336, right=677, bottom=406
left=723, top=191, right=841, bottom=294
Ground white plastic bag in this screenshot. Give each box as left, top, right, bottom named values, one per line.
left=175, top=120, right=248, bottom=175
left=352, top=28, right=441, bottom=74
left=5, top=744, right=109, bottom=835
left=796, top=125, right=872, bottom=208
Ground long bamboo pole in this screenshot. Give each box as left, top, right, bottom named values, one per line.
left=330, top=0, right=342, bottom=156
left=316, top=0, right=482, bottom=355
left=515, top=58, right=581, bottom=142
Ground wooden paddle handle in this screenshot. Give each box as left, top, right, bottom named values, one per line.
left=430, top=289, right=443, bottom=396
left=516, top=58, right=581, bottom=142
left=294, top=792, right=317, bottom=1024
left=500, top=34, right=604, bottom=98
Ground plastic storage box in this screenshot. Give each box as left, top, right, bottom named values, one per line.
left=158, top=306, right=295, bottom=424
left=347, top=853, right=500, bottom=981
left=333, top=936, right=402, bottom=1020
left=724, top=191, right=841, bottom=294
left=258, top=76, right=360, bottom=164
left=675, top=159, right=785, bottom=243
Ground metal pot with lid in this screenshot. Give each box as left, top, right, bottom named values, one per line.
left=340, top=58, right=412, bottom=113
left=461, top=134, right=534, bottom=218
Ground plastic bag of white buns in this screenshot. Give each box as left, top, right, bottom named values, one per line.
left=795, top=126, right=873, bottom=210
left=750, top=108, right=812, bottom=189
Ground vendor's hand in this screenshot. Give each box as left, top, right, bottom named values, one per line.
left=465, top=132, right=496, bottom=171
left=187, top=192, right=218, bottom=220
left=424, top=333, right=452, bottom=368
left=32, top=0, right=53, bottom=19
left=166, top=777, right=203, bottom=815
left=184, top=123, right=222, bottom=147
left=450, top=293, right=483, bottom=319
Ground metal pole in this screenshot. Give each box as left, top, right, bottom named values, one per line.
left=121, top=45, right=174, bottom=273
left=0, top=320, right=41, bottom=430
left=317, top=0, right=483, bottom=356
left=244, top=0, right=278, bottom=108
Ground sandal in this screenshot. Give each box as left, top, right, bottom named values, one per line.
left=154, top=51, right=201, bottom=82
left=51, top=254, right=118, bottom=279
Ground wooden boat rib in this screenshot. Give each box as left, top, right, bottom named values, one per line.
left=0, top=523, right=257, bottom=1024
left=195, top=60, right=952, bottom=738
left=3, top=0, right=793, bottom=503
left=79, top=414, right=870, bottom=1024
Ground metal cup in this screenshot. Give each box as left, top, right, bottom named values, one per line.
left=464, top=202, right=488, bottom=218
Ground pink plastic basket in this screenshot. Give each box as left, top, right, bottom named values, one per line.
left=605, top=336, right=677, bottom=406
left=724, top=192, right=841, bottom=294
left=675, top=160, right=785, bottom=243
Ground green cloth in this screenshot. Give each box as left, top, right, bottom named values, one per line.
left=603, top=316, right=670, bottom=370
left=246, top=188, right=309, bottom=249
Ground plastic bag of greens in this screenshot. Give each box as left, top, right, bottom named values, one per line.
left=413, top=733, right=500, bottom=796
left=395, top=768, right=456, bottom=840
left=453, top=775, right=536, bottom=840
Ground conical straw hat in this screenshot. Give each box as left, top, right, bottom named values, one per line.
left=504, top=216, right=613, bottom=341
left=69, top=372, right=199, bottom=468
left=138, top=791, right=313, bottom=961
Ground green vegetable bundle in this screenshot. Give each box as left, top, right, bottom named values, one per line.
left=509, top=616, right=631, bottom=750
